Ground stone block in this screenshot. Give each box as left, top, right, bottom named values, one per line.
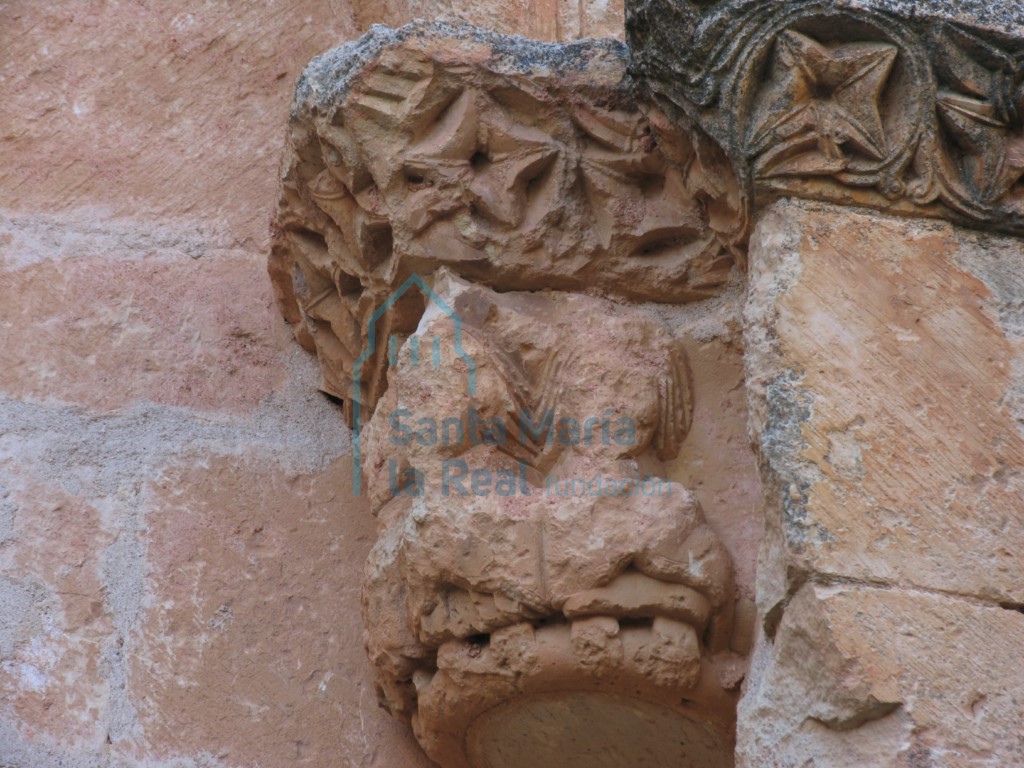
left=745, top=200, right=1024, bottom=614
left=739, top=583, right=1024, bottom=767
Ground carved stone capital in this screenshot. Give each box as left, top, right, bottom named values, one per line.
left=270, top=22, right=746, bottom=427
left=627, top=0, right=1024, bottom=234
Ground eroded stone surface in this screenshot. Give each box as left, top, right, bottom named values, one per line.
left=0, top=3, right=440, bottom=763
left=13, top=0, right=1023, bottom=765
left=0, top=463, right=114, bottom=747
left=420, top=621, right=738, bottom=768
left=130, top=455, right=433, bottom=767
left=268, top=22, right=759, bottom=767
left=0, top=2, right=358, bottom=247
left=467, top=692, right=731, bottom=768
left=0, top=238, right=287, bottom=413
left=739, top=583, right=1024, bottom=767
left=740, top=198, right=1024, bottom=766
left=0, top=0, right=666, bottom=764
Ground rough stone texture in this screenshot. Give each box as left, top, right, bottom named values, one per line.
left=0, top=1, right=514, bottom=766
left=0, top=2, right=356, bottom=248
left=1, top=0, right=620, bottom=252
left=665, top=308, right=764, bottom=602
left=740, top=198, right=1024, bottom=766
left=0, top=233, right=286, bottom=414
left=746, top=199, right=1024, bottom=612
left=10, top=0, right=1023, bottom=764
left=740, top=583, right=1024, bottom=766
left=357, top=273, right=744, bottom=765
left=131, top=456, right=426, bottom=767
left=0, top=464, right=114, bottom=747
left=0, top=0, right=632, bottom=762
left=352, top=274, right=753, bottom=765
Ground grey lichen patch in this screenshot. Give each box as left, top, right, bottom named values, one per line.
left=762, top=371, right=834, bottom=550
left=0, top=482, right=16, bottom=546
left=0, top=349, right=350, bottom=754
left=0, top=716, right=225, bottom=768
left=841, top=0, right=1024, bottom=37
left=1010, top=356, right=1024, bottom=436
left=0, top=351, right=349, bottom=498
left=0, top=208, right=230, bottom=269
left=743, top=201, right=834, bottom=597
left=0, top=577, right=45, bottom=659
left=951, top=231, right=1024, bottom=341
left=762, top=373, right=813, bottom=465
left=294, top=20, right=631, bottom=119
left=101, top=516, right=148, bottom=742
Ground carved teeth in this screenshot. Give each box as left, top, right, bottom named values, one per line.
left=562, top=571, right=712, bottom=630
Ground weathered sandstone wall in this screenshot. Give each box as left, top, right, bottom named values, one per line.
left=6, top=0, right=1024, bottom=766
left=0, top=2, right=622, bottom=766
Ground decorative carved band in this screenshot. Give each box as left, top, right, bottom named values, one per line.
left=627, top=0, right=1024, bottom=234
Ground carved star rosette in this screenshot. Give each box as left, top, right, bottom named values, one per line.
left=733, top=11, right=928, bottom=198
left=270, top=23, right=753, bottom=768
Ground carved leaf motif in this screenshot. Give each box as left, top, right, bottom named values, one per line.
left=273, top=28, right=748, bottom=764
left=931, top=28, right=1024, bottom=208
left=937, top=93, right=1024, bottom=202
left=574, top=107, right=708, bottom=260
left=401, top=89, right=565, bottom=233
left=654, top=343, right=693, bottom=462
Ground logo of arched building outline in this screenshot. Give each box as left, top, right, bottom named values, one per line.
left=351, top=273, right=477, bottom=495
